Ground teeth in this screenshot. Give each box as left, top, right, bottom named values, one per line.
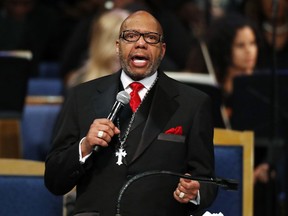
left=133, top=59, right=147, bottom=63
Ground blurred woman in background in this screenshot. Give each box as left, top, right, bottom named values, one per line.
left=203, top=13, right=279, bottom=216
left=66, top=8, right=130, bottom=88
left=204, top=13, right=260, bottom=109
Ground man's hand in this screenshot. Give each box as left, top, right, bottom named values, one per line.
left=173, top=173, right=200, bottom=203
left=81, top=118, right=120, bottom=156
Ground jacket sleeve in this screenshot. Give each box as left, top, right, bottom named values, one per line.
left=44, top=88, right=90, bottom=195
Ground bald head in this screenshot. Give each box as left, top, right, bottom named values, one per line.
left=116, top=10, right=166, bottom=80
left=120, top=10, right=163, bottom=36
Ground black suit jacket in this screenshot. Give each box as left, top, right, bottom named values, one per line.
left=45, top=70, right=217, bottom=216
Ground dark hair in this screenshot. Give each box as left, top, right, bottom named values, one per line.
left=205, top=13, right=261, bottom=85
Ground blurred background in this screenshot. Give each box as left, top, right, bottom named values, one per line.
left=0, top=0, right=287, bottom=215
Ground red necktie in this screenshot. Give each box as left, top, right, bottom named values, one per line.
left=129, top=82, right=144, bottom=112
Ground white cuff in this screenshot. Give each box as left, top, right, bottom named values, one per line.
left=189, top=190, right=200, bottom=205
left=79, top=137, right=92, bottom=164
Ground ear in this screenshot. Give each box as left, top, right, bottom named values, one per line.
left=161, top=42, right=166, bottom=59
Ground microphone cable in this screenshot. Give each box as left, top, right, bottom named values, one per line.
left=115, top=170, right=238, bottom=216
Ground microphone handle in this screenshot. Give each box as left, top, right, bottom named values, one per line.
left=93, top=145, right=101, bottom=152
left=107, top=102, right=123, bottom=121
left=94, top=101, right=124, bottom=152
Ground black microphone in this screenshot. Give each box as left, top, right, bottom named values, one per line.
left=93, top=91, right=130, bottom=152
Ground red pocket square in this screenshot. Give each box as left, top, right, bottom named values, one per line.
left=165, top=126, right=183, bottom=135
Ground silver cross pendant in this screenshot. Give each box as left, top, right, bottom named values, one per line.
left=115, top=148, right=127, bottom=165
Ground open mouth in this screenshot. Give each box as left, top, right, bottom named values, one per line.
left=131, top=55, right=149, bottom=67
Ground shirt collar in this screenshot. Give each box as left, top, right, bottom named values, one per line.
left=120, top=70, right=158, bottom=90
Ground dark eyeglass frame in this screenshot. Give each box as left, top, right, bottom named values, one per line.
left=119, top=30, right=163, bottom=44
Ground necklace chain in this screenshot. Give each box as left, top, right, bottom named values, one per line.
left=116, top=77, right=158, bottom=149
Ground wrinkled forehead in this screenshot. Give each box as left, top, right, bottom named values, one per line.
left=120, top=11, right=163, bottom=35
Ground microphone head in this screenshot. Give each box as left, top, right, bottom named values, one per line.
left=116, top=90, right=130, bottom=105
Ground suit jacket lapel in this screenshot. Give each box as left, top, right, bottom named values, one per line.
left=92, top=72, right=121, bottom=118
left=130, top=73, right=179, bottom=163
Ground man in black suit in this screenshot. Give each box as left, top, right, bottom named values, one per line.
left=45, top=10, right=217, bottom=216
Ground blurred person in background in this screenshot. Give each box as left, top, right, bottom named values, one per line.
left=60, top=0, right=150, bottom=85
left=187, top=12, right=278, bottom=216
left=175, top=0, right=209, bottom=39
left=59, top=0, right=107, bottom=83
left=245, top=1, right=288, bottom=214
left=196, top=13, right=260, bottom=115
left=245, top=0, right=288, bottom=71
left=144, top=0, right=194, bottom=71
left=66, top=9, right=130, bottom=88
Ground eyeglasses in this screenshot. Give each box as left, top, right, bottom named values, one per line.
left=119, top=30, right=163, bottom=44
